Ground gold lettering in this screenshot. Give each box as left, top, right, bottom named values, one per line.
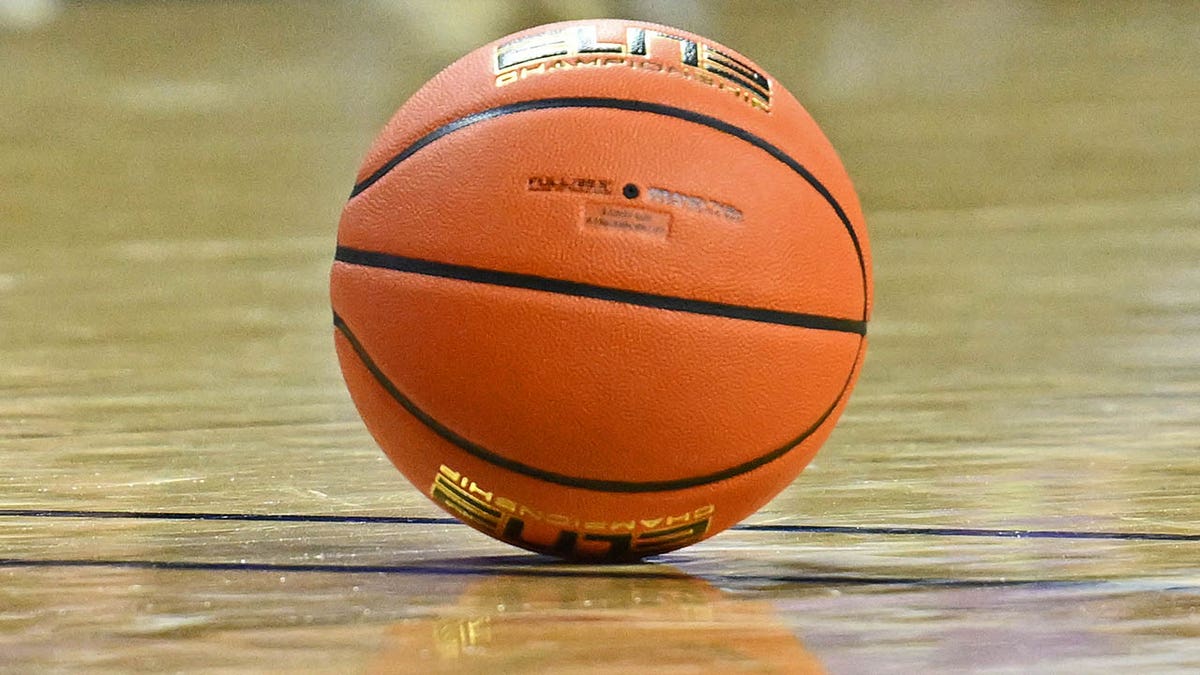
left=433, top=467, right=718, bottom=557
left=519, top=62, right=546, bottom=78
left=493, top=24, right=769, bottom=111
left=665, top=512, right=692, bottom=526
left=545, top=513, right=576, bottom=527
left=518, top=505, right=544, bottom=521
left=468, top=482, right=493, bottom=502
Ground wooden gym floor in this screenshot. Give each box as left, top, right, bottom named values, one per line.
left=1, top=1, right=1197, bottom=672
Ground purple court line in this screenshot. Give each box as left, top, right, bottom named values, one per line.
left=734, top=524, right=1200, bottom=541
left=1, top=509, right=1196, bottom=542
left=0, top=556, right=1097, bottom=588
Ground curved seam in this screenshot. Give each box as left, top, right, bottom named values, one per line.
left=335, top=247, right=866, bottom=335
left=333, top=312, right=863, bottom=493
left=346, top=97, right=869, bottom=322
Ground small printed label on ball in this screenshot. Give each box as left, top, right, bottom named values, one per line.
left=431, top=464, right=712, bottom=561
left=581, top=202, right=671, bottom=238
left=528, top=175, right=613, bottom=195
left=645, top=186, right=743, bottom=223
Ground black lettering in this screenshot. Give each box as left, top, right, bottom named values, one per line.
left=628, top=28, right=646, bottom=55
left=497, top=27, right=621, bottom=72
left=573, top=26, right=623, bottom=54
left=496, top=30, right=572, bottom=71
left=703, top=46, right=771, bottom=102
left=634, top=29, right=699, bottom=67
left=680, top=39, right=699, bottom=67
left=634, top=519, right=710, bottom=555
left=503, top=517, right=578, bottom=556
left=583, top=532, right=634, bottom=560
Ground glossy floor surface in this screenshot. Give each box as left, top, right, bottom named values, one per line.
left=2, top=1, right=1198, bottom=672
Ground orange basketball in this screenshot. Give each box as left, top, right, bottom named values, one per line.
left=331, top=19, right=871, bottom=562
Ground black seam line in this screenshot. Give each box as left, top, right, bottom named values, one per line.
left=332, top=312, right=861, bottom=493
left=4, top=510, right=1198, bottom=542
left=346, top=96, right=868, bottom=322
left=335, top=247, right=865, bottom=336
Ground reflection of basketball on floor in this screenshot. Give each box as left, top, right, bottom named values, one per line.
left=366, top=570, right=825, bottom=673
left=332, top=18, right=872, bottom=561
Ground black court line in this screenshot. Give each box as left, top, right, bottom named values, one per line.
left=0, top=509, right=451, bottom=525
left=2, top=509, right=1197, bottom=542
left=735, top=524, right=1200, bottom=542
left=0, top=556, right=1099, bottom=589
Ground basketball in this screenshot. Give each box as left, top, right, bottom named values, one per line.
left=330, top=19, right=871, bottom=562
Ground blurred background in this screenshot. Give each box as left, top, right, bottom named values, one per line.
left=1, top=1, right=1197, bottom=672
left=3, top=0, right=1195, bottom=525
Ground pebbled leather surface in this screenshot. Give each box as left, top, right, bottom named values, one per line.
left=330, top=19, right=873, bottom=557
